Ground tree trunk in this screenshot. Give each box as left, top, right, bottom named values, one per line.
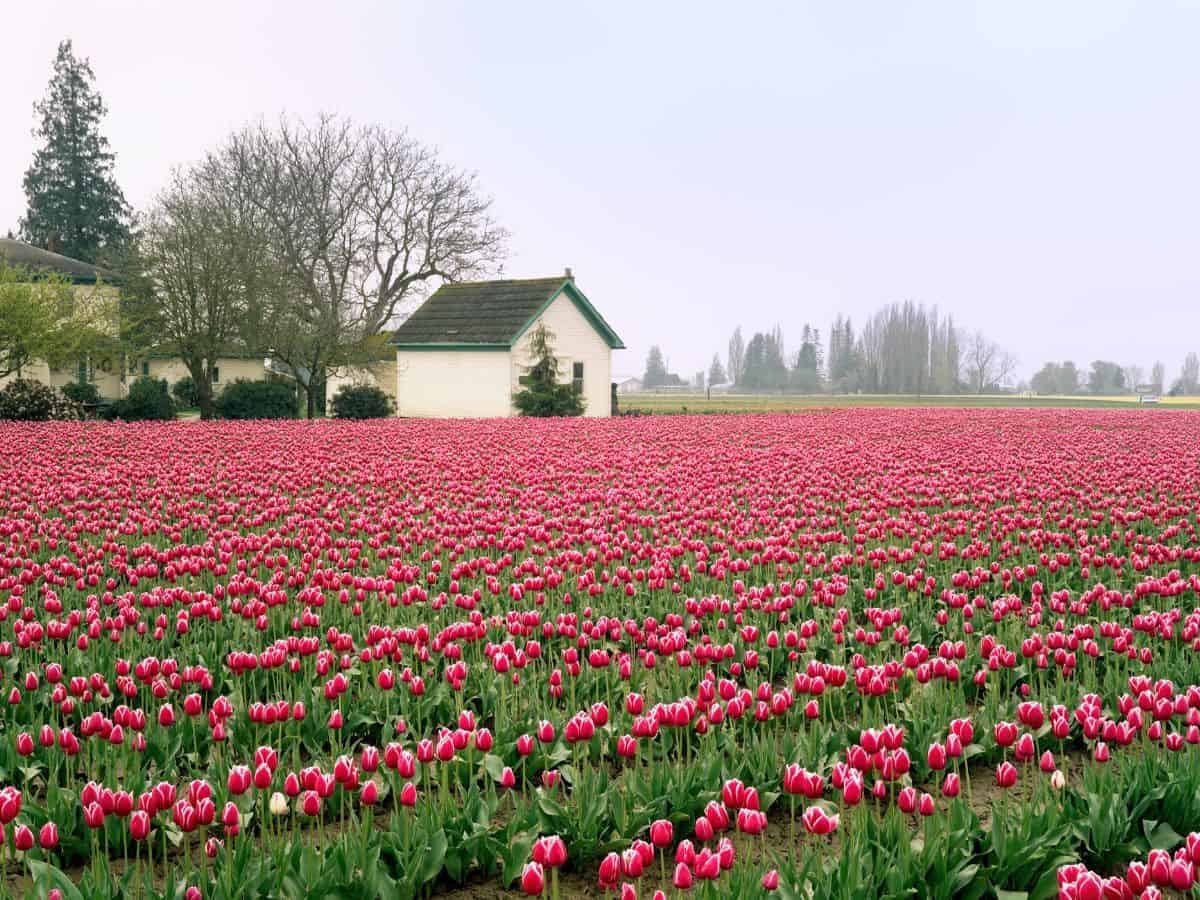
left=188, top=358, right=216, bottom=420
left=197, top=380, right=215, bottom=420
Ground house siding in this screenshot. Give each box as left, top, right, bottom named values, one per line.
left=326, top=359, right=399, bottom=410
left=396, top=350, right=513, bottom=417
left=0, top=284, right=125, bottom=399
left=143, top=357, right=266, bottom=389
left=510, top=293, right=613, bottom=417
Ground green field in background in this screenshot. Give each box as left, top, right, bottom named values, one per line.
left=620, top=392, right=1200, bottom=413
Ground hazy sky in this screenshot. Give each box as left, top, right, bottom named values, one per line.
left=3, top=1, right=1197, bottom=383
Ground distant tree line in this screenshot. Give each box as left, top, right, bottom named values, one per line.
left=641, top=297, right=1198, bottom=397
left=1031, top=353, right=1199, bottom=396
left=642, top=300, right=1016, bottom=395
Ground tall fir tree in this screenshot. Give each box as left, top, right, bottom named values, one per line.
left=20, top=40, right=130, bottom=263
left=707, top=353, right=727, bottom=387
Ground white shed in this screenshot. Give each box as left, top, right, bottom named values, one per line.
left=391, top=272, right=624, bottom=417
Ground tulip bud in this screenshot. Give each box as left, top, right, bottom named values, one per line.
left=942, top=772, right=961, bottom=797
left=130, top=811, right=150, bottom=841
left=38, top=822, right=59, bottom=850
left=521, top=861, right=545, bottom=896
left=926, top=742, right=946, bottom=771
left=253, top=763, right=273, bottom=790
left=673, top=863, right=693, bottom=890
left=649, top=818, right=673, bottom=848
left=399, top=782, right=417, bottom=807
left=301, top=791, right=321, bottom=817
left=595, top=850, right=619, bottom=885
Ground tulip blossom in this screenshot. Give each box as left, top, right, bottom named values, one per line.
left=521, top=861, right=545, bottom=895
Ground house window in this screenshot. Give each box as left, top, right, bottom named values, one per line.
left=572, top=362, right=584, bottom=394
left=141, top=361, right=149, bottom=377
left=211, top=367, right=220, bottom=384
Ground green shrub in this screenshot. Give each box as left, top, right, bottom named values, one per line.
left=61, top=380, right=101, bottom=405
left=215, top=379, right=297, bottom=420
left=172, top=376, right=197, bottom=408
left=106, top=377, right=175, bottom=421
left=0, top=379, right=85, bottom=421
left=513, top=383, right=585, bottom=417
left=330, top=384, right=392, bottom=419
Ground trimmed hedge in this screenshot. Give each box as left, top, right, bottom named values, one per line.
left=61, top=380, right=101, bottom=405
left=106, top=377, right=175, bottom=421
left=215, top=379, right=297, bottom=420
left=330, top=384, right=392, bottom=419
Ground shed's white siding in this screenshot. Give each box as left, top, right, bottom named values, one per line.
left=510, top=293, right=612, bottom=417
left=396, top=350, right=513, bottom=417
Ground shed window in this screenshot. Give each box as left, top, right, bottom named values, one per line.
left=141, top=361, right=149, bottom=376
left=211, top=367, right=220, bottom=384
left=572, top=362, right=584, bottom=395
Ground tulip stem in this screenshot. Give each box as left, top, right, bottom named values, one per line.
left=789, top=795, right=796, bottom=862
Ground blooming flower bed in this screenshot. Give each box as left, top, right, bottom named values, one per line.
left=1, top=410, right=1199, bottom=899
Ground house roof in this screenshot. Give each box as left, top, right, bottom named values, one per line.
left=0, top=238, right=109, bottom=284
left=390, top=276, right=625, bottom=350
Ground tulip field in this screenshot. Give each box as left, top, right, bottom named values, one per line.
left=3, top=410, right=1200, bottom=900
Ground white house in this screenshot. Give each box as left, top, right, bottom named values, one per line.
left=391, top=271, right=624, bottom=417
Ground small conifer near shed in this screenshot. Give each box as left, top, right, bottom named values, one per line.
left=513, top=323, right=585, bottom=417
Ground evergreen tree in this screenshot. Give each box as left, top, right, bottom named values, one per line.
left=20, top=40, right=130, bottom=263
left=643, top=345, right=670, bottom=388
left=741, top=333, right=769, bottom=390
left=707, top=354, right=727, bottom=386
left=513, top=323, right=583, bottom=416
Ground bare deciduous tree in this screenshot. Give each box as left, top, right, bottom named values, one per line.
left=962, top=331, right=1016, bottom=393
left=963, top=330, right=996, bottom=393
left=139, top=163, right=268, bottom=418
left=210, top=114, right=508, bottom=416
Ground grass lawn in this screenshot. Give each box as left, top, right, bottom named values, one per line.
left=620, top=392, right=1200, bottom=414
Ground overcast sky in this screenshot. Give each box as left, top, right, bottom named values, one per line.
left=2, top=1, right=1197, bottom=382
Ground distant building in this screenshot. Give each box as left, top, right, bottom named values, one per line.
left=391, top=271, right=624, bottom=417
left=616, top=377, right=643, bottom=394
left=133, top=351, right=269, bottom=393
left=0, top=238, right=124, bottom=398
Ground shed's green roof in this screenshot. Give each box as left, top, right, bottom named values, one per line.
left=390, top=277, right=624, bottom=349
